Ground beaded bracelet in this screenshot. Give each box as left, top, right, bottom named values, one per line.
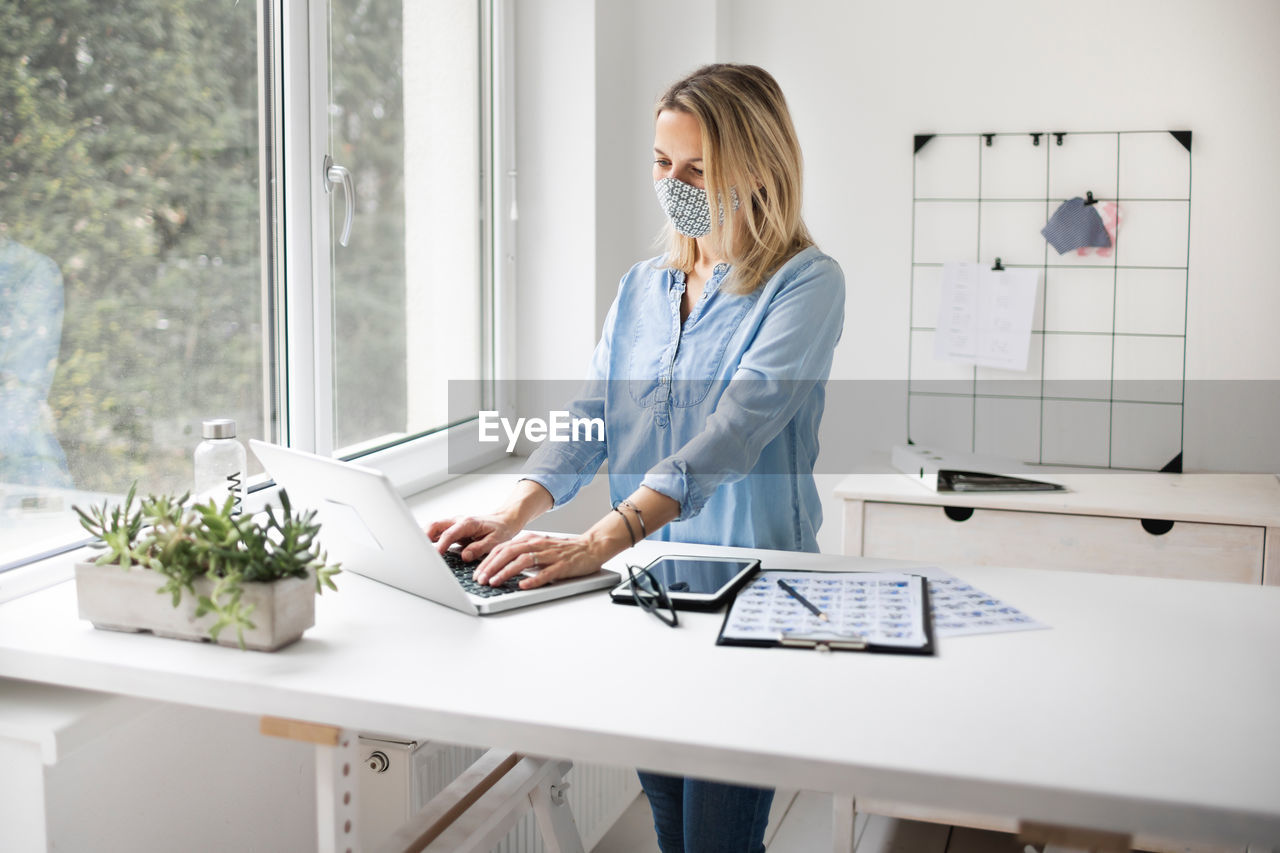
left=620, top=499, right=647, bottom=539
left=611, top=504, right=637, bottom=546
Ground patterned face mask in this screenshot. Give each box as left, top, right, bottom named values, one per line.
left=654, top=177, right=713, bottom=237
left=655, top=177, right=740, bottom=239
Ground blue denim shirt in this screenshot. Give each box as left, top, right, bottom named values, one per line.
left=522, top=245, right=845, bottom=553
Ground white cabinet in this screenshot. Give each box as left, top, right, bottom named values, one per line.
left=836, top=472, right=1280, bottom=586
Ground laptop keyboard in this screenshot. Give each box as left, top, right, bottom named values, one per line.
left=442, top=548, right=525, bottom=598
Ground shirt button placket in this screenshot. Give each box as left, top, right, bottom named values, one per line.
left=655, top=275, right=683, bottom=430
left=655, top=364, right=671, bottom=428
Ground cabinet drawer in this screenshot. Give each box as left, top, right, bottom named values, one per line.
left=861, top=502, right=1264, bottom=583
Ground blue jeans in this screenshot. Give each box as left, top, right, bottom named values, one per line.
left=637, top=771, right=774, bottom=853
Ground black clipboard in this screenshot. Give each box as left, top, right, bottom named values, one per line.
left=715, top=569, right=936, bottom=655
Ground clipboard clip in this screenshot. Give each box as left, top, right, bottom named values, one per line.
left=778, top=631, right=868, bottom=652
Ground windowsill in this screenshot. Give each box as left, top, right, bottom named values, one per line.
left=400, top=455, right=529, bottom=523
left=0, top=546, right=90, bottom=604
left=399, top=455, right=608, bottom=535
left=1, top=482, right=118, bottom=572
left=0, top=455, right=535, bottom=606
left=0, top=454, right=609, bottom=607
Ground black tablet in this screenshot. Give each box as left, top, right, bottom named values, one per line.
left=610, top=555, right=761, bottom=612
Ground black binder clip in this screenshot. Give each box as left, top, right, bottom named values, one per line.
left=983, top=133, right=995, bottom=147
left=1084, top=191, right=1098, bottom=205
left=1031, top=133, right=1042, bottom=146
left=1054, top=132, right=1066, bottom=146
left=992, top=257, right=1005, bottom=271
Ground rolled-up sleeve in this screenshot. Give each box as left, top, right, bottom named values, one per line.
left=640, top=255, right=845, bottom=520
left=519, top=297, right=617, bottom=507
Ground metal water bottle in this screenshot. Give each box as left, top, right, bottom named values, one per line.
left=194, top=418, right=246, bottom=515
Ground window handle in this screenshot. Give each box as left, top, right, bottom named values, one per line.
left=322, top=154, right=354, bottom=247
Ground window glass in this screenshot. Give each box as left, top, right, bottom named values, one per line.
left=328, top=0, right=485, bottom=456
left=1, top=0, right=497, bottom=570
left=1, top=2, right=264, bottom=563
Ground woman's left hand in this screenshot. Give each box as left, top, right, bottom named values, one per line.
left=473, top=532, right=603, bottom=590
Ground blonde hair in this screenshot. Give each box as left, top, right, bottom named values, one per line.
left=655, top=64, right=813, bottom=294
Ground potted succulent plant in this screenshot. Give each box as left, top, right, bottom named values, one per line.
left=72, top=486, right=340, bottom=651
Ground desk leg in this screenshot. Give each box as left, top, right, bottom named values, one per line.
left=1264, top=527, right=1279, bottom=586
left=417, top=754, right=583, bottom=852
left=317, top=730, right=362, bottom=853
left=260, top=717, right=360, bottom=853
left=1019, top=821, right=1130, bottom=853
left=529, top=768, right=586, bottom=853
left=367, top=749, right=584, bottom=853
left=832, top=796, right=856, bottom=853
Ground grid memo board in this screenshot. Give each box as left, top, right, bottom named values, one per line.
left=907, top=130, right=1192, bottom=471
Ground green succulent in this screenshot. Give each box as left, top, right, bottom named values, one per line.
left=73, top=483, right=148, bottom=569
left=74, top=485, right=340, bottom=648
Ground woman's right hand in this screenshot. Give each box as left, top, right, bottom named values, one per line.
left=425, top=514, right=521, bottom=563
left=425, top=480, right=553, bottom=564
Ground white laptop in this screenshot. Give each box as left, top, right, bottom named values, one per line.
left=249, top=440, right=619, bottom=615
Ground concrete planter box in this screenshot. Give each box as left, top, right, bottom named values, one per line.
left=75, top=561, right=315, bottom=651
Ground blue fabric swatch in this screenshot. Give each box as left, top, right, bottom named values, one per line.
left=1041, top=197, right=1111, bottom=254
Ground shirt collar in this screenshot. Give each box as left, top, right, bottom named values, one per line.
left=671, top=262, right=731, bottom=288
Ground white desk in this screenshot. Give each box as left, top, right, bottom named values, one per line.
left=0, top=540, right=1278, bottom=848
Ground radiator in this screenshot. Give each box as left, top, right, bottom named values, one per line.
left=359, top=735, right=641, bottom=851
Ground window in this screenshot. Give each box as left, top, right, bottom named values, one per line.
left=0, top=0, right=509, bottom=570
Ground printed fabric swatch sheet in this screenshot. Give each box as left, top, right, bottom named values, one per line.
left=925, top=573, right=1048, bottom=637
left=934, top=260, right=1039, bottom=371
left=720, top=570, right=930, bottom=650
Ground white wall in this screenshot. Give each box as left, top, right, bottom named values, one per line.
left=513, top=0, right=1280, bottom=546
left=405, top=0, right=483, bottom=428
left=515, top=0, right=723, bottom=371
left=722, top=0, right=1280, bottom=473
left=724, top=0, right=1280, bottom=377
left=592, top=1, right=722, bottom=331
left=513, top=0, right=600, bottom=382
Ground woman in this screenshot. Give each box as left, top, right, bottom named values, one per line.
left=429, top=63, right=844, bottom=852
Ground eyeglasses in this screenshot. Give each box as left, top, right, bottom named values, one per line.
left=627, top=564, right=678, bottom=628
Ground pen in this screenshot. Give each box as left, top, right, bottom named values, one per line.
left=777, top=579, right=828, bottom=621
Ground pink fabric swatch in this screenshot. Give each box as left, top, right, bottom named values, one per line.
left=1077, top=202, right=1121, bottom=257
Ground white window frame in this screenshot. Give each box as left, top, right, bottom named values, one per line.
left=276, top=0, right=516, bottom=494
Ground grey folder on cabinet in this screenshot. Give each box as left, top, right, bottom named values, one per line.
left=891, top=444, right=1066, bottom=493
